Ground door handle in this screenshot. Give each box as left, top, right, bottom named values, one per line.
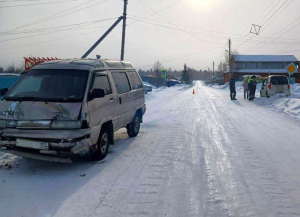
left=119, top=97, right=122, bottom=104
left=110, top=98, right=114, bottom=102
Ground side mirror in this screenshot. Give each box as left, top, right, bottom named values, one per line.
left=0, top=88, right=8, bottom=97
left=91, top=88, right=105, bottom=99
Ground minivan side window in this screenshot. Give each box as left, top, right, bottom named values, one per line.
left=127, top=71, right=143, bottom=90
left=111, top=72, right=131, bottom=94
left=93, top=75, right=112, bottom=95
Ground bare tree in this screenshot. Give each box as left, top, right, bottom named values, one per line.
left=153, top=61, right=163, bottom=78
left=224, top=49, right=239, bottom=67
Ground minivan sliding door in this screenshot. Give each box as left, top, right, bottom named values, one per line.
left=111, top=71, right=135, bottom=128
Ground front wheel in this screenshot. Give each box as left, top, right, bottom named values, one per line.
left=91, top=129, right=109, bottom=161
left=127, top=115, right=140, bottom=137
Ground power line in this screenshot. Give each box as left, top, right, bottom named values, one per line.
left=0, top=29, right=108, bottom=52
left=0, top=0, right=79, bottom=8
left=0, top=0, right=57, bottom=1
left=128, top=14, right=300, bottom=42
left=136, top=0, right=221, bottom=45
left=127, top=17, right=300, bottom=46
left=260, top=0, right=290, bottom=26
left=242, top=0, right=295, bottom=53
left=127, top=0, right=183, bottom=26
left=234, top=0, right=280, bottom=50
left=0, top=0, right=109, bottom=34
left=240, top=0, right=293, bottom=53
left=243, top=17, right=300, bottom=54
left=0, top=17, right=118, bottom=36
left=0, top=17, right=119, bottom=42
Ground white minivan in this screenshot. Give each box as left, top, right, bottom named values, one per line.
left=0, top=59, right=146, bottom=163
left=260, top=75, right=291, bottom=98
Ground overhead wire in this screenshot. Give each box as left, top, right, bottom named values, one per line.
left=0, top=17, right=119, bottom=42
left=0, top=0, right=79, bottom=8
left=0, top=0, right=110, bottom=34
left=0, top=17, right=118, bottom=36
left=136, top=0, right=222, bottom=44
left=234, top=0, right=278, bottom=50
left=127, top=17, right=300, bottom=46
left=242, top=0, right=295, bottom=53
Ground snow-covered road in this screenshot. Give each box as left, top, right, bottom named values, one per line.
left=1, top=81, right=300, bottom=217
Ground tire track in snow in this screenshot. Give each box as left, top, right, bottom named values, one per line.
left=203, top=84, right=300, bottom=217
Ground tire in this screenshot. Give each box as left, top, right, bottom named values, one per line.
left=266, top=91, right=270, bottom=98
left=91, top=129, right=109, bottom=161
left=260, top=92, right=262, bottom=97
left=126, top=115, right=140, bottom=137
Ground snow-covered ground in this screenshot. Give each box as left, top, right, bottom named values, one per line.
left=209, top=81, right=300, bottom=121
left=1, top=81, right=300, bottom=217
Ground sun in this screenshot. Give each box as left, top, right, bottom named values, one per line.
left=189, top=0, right=215, bottom=11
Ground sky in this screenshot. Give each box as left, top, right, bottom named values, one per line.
left=1, top=0, right=300, bottom=71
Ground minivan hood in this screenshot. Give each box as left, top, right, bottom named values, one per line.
left=0, top=101, right=82, bottom=121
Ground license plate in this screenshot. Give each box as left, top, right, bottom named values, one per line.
left=16, top=139, right=49, bottom=150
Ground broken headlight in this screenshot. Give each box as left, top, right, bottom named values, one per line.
left=51, top=121, right=82, bottom=130
left=0, top=120, right=6, bottom=129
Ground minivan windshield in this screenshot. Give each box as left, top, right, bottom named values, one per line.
left=3, top=69, right=89, bottom=102
left=270, top=76, right=288, bottom=85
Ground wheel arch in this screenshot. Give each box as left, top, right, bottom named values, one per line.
left=136, top=108, right=143, bottom=123
left=101, top=121, right=114, bottom=145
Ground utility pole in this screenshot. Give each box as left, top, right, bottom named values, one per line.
left=121, top=0, right=128, bottom=61
left=228, top=38, right=231, bottom=80
left=213, top=61, right=215, bottom=83
left=82, top=0, right=128, bottom=59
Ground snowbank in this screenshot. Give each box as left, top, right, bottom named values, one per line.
left=254, top=84, right=300, bottom=121
left=208, top=82, right=300, bottom=121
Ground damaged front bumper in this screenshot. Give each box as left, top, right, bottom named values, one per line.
left=0, top=128, right=94, bottom=163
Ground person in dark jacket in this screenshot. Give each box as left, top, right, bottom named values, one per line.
left=248, top=76, right=256, bottom=100
left=229, top=77, right=237, bottom=100
left=253, top=79, right=257, bottom=98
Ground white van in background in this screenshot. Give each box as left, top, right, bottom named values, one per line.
left=260, top=75, right=291, bottom=98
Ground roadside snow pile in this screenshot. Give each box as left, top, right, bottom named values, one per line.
left=0, top=152, right=20, bottom=168
left=208, top=81, right=300, bottom=121
left=254, top=84, right=300, bottom=120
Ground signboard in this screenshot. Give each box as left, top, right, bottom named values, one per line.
left=286, top=63, right=297, bottom=76
left=161, top=69, right=167, bottom=78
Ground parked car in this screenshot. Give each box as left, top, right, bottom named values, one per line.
left=260, top=75, right=291, bottom=98
left=143, top=82, right=153, bottom=94
left=0, top=59, right=146, bottom=163
left=167, top=79, right=181, bottom=87
left=0, top=73, right=21, bottom=99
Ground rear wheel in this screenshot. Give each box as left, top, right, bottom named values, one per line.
left=266, top=91, right=270, bottom=98
left=127, top=115, right=140, bottom=137
left=91, top=129, right=109, bottom=161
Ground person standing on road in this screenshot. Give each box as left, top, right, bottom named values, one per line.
left=248, top=76, right=256, bottom=100
left=229, top=77, right=237, bottom=100
left=253, top=79, right=257, bottom=98
left=243, top=77, right=249, bottom=99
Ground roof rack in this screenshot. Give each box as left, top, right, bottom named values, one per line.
left=24, top=57, right=59, bottom=72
